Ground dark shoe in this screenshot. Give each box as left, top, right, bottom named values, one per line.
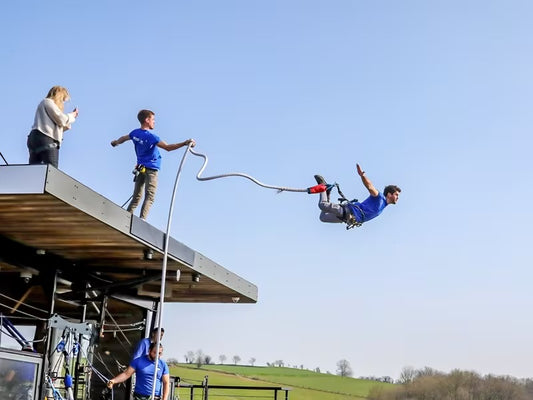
left=314, top=175, right=326, bottom=185
left=314, top=175, right=331, bottom=201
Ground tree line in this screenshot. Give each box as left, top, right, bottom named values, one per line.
left=368, top=366, right=533, bottom=400
left=168, top=350, right=353, bottom=377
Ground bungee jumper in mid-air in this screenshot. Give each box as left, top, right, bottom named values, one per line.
left=310, top=163, right=400, bottom=229
left=188, top=148, right=400, bottom=230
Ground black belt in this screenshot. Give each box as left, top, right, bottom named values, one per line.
left=133, top=393, right=160, bottom=400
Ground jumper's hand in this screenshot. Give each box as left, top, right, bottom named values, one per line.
left=107, top=380, right=114, bottom=389
left=356, top=164, right=365, bottom=177
left=187, top=139, right=196, bottom=148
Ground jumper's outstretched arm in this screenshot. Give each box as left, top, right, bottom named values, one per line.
left=357, top=163, right=379, bottom=197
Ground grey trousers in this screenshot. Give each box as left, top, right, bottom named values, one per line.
left=318, top=191, right=345, bottom=223
left=127, top=169, right=158, bottom=220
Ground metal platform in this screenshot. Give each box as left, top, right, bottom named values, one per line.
left=0, top=164, right=258, bottom=309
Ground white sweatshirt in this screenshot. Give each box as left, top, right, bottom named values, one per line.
left=31, top=98, right=76, bottom=143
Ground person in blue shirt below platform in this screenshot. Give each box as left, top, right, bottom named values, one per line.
left=107, top=343, right=170, bottom=400
left=315, top=164, right=400, bottom=228
left=131, top=327, right=165, bottom=361
left=111, top=109, right=195, bottom=220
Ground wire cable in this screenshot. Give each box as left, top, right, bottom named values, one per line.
left=0, top=292, right=49, bottom=314
left=0, top=300, right=48, bottom=320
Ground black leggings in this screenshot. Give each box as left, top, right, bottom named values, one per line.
left=27, top=129, right=60, bottom=168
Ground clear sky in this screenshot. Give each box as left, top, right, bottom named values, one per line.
left=3, top=0, right=533, bottom=379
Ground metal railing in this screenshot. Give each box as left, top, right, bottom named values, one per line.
left=173, top=376, right=291, bottom=400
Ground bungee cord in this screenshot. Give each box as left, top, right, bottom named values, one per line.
left=188, top=147, right=310, bottom=193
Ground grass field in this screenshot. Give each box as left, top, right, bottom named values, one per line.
left=170, top=364, right=391, bottom=400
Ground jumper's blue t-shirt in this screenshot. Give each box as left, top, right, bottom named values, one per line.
left=130, top=355, right=169, bottom=396
left=131, top=338, right=151, bottom=361
left=346, top=193, right=387, bottom=223
left=129, top=129, right=161, bottom=170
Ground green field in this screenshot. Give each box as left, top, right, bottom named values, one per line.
left=170, top=364, right=391, bottom=400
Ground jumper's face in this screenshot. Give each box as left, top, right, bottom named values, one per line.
left=386, top=191, right=400, bottom=205
left=148, top=346, right=163, bottom=361
left=145, top=115, right=155, bottom=130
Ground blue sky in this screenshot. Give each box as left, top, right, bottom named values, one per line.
left=3, top=1, right=533, bottom=379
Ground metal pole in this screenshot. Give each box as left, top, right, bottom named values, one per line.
left=151, top=144, right=193, bottom=399
left=0, top=152, right=8, bottom=165
left=73, top=300, right=87, bottom=399
left=41, top=270, right=58, bottom=400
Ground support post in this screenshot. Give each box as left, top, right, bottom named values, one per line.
left=40, top=269, right=58, bottom=400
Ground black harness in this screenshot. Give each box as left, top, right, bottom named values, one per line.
left=332, top=183, right=364, bottom=230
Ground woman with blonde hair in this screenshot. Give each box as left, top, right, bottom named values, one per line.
left=27, top=85, right=79, bottom=168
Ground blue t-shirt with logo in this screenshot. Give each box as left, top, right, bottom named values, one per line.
left=346, top=192, right=387, bottom=223
left=129, top=129, right=162, bottom=170
left=130, top=355, right=169, bottom=396
left=131, top=338, right=151, bottom=362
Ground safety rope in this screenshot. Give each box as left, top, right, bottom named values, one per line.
left=101, top=326, right=144, bottom=333
left=0, top=300, right=48, bottom=320
left=188, top=148, right=309, bottom=193
left=103, top=320, right=144, bottom=328
left=0, top=326, right=46, bottom=343
left=46, top=375, right=65, bottom=400
left=0, top=292, right=49, bottom=314
left=104, top=309, right=132, bottom=353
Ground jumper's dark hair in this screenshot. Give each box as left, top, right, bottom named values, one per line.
left=151, top=327, right=164, bottom=334
left=384, top=185, right=401, bottom=196
left=149, top=342, right=163, bottom=351
left=137, top=109, right=155, bottom=124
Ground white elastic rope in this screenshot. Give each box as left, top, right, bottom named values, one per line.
left=151, top=142, right=192, bottom=399
left=188, top=147, right=308, bottom=193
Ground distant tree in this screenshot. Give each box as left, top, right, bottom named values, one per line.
left=336, top=359, right=353, bottom=377
left=397, top=366, right=416, bottom=384
left=249, top=357, right=256, bottom=366
left=195, top=349, right=204, bottom=368
left=204, top=355, right=212, bottom=365
left=232, top=355, right=241, bottom=365
left=266, top=362, right=272, bottom=367
left=300, top=365, right=304, bottom=370
left=185, top=351, right=195, bottom=364
left=415, top=366, right=441, bottom=378
left=314, top=367, right=321, bottom=373
left=274, top=360, right=284, bottom=367
left=166, top=358, right=179, bottom=366
left=219, top=354, right=227, bottom=364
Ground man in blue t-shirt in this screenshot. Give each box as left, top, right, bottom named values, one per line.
left=111, top=109, right=195, bottom=220
left=315, top=164, right=400, bottom=228
left=131, top=327, right=165, bottom=361
left=108, top=342, right=170, bottom=400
